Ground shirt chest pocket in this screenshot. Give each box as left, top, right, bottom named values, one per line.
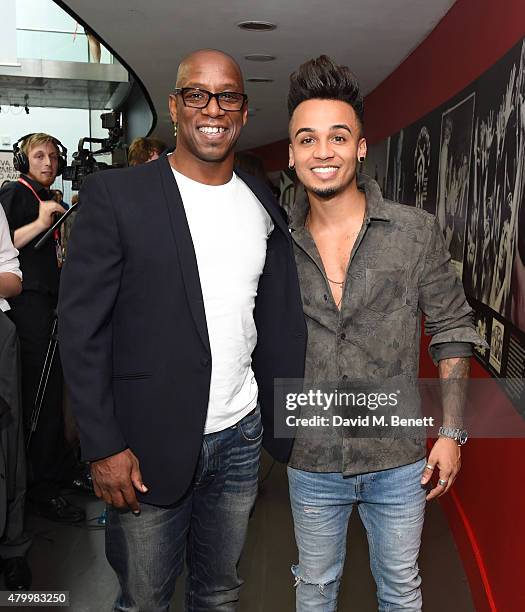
left=365, top=268, right=408, bottom=314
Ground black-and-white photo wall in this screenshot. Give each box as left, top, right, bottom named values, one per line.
left=376, top=37, right=525, bottom=411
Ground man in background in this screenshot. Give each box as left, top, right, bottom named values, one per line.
left=52, top=189, right=70, bottom=211
left=127, top=137, right=166, bottom=166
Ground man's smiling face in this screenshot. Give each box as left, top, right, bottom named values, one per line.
left=169, top=51, right=247, bottom=168
left=289, top=98, right=366, bottom=199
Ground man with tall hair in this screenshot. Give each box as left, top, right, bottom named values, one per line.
left=285, top=56, right=481, bottom=611
left=58, top=49, right=305, bottom=610
left=0, top=133, right=85, bottom=525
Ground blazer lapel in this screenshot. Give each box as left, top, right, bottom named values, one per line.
left=157, top=155, right=210, bottom=354
left=155, top=160, right=288, bottom=354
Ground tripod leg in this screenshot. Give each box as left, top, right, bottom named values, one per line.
left=26, top=318, right=58, bottom=450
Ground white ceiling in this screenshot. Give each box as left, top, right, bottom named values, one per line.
left=59, top=0, right=456, bottom=150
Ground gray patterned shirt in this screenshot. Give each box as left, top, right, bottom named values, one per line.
left=289, top=174, right=480, bottom=475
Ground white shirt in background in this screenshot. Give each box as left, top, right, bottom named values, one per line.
left=0, top=205, right=22, bottom=312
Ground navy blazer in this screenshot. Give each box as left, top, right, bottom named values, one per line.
left=58, top=154, right=306, bottom=506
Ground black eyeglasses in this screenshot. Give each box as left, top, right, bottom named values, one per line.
left=173, top=87, right=247, bottom=111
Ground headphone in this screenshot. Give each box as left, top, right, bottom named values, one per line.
left=13, top=133, right=68, bottom=176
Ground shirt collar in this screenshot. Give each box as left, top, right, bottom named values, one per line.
left=289, top=172, right=391, bottom=230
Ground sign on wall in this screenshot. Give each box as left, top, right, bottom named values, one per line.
left=0, top=151, right=18, bottom=184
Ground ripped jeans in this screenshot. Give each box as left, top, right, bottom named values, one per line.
left=287, top=459, right=427, bottom=612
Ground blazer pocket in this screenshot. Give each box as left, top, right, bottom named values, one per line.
left=112, top=372, right=152, bottom=380
left=261, top=248, right=275, bottom=276
left=365, top=268, right=408, bottom=314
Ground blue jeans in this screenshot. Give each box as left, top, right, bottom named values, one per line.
left=288, top=458, right=427, bottom=612
left=106, top=407, right=262, bottom=612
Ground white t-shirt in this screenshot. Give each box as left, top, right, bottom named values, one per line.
left=173, top=168, right=273, bottom=433
left=0, top=206, right=22, bottom=312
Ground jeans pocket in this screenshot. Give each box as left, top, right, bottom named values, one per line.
left=239, top=408, right=263, bottom=442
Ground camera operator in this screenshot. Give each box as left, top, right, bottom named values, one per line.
left=0, top=133, right=85, bottom=524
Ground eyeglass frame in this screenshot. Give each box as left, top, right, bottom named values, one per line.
left=172, top=87, right=248, bottom=112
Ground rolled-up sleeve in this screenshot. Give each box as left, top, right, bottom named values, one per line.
left=418, top=216, right=486, bottom=363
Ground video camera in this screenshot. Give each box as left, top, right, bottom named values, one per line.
left=62, top=112, right=127, bottom=190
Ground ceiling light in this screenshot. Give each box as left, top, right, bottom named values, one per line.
left=245, top=54, right=276, bottom=62
left=246, top=77, right=274, bottom=83
left=237, top=21, right=277, bottom=32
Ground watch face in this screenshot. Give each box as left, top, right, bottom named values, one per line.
left=459, top=430, right=468, bottom=444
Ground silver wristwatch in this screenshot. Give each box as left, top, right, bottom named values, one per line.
left=438, top=426, right=468, bottom=445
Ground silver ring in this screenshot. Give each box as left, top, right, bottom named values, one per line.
left=438, top=478, right=448, bottom=486
left=425, top=463, right=435, bottom=470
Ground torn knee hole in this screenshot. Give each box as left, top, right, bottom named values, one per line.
left=291, top=565, right=336, bottom=596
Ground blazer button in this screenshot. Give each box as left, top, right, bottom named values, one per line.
left=201, top=357, right=211, bottom=367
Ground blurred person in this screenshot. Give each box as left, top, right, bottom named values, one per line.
left=0, top=206, right=32, bottom=589
left=60, top=194, right=79, bottom=262
left=127, top=137, right=166, bottom=166
left=235, top=151, right=281, bottom=201
left=0, top=207, right=22, bottom=302
left=0, top=133, right=85, bottom=524
left=52, top=189, right=70, bottom=211
left=85, top=27, right=101, bottom=63
left=286, top=56, right=483, bottom=612
left=59, top=49, right=305, bottom=611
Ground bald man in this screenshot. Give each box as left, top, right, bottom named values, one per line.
left=58, top=49, right=306, bottom=610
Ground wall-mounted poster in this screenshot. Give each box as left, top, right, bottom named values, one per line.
left=489, top=317, right=505, bottom=374
left=362, top=138, right=389, bottom=194
left=279, top=169, right=297, bottom=220
left=510, top=46, right=525, bottom=334
left=384, top=113, right=440, bottom=214
left=464, top=40, right=525, bottom=321
left=414, top=126, right=431, bottom=210
left=384, top=129, right=405, bottom=203
left=437, top=93, right=475, bottom=277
